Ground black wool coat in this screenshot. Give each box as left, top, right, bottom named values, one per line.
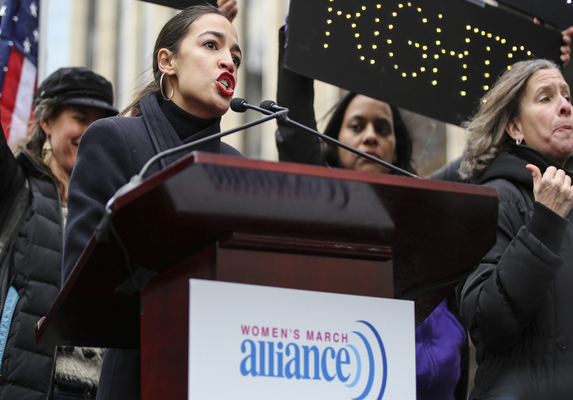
left=63, top=94, right=241, bottom=400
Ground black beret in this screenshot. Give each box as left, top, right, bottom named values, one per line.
left=34, top=67, right=118, bottom=116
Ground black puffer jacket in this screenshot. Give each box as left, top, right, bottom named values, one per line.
left=458, top=145, right=573, bottom=400
left=0, top=131, right=62, bottom=400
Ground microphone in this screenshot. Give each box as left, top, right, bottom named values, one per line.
left=131, top=99, right=286, bottom=184
left=260, top=100, right=288, bottom=113
left=258, top=100, right=420, bottom=178
left=230, top=97, right=248, bottom=113
left=105, top=97, right=287, bottom=216
left=103, top=98, right=285, bottom=213
left=229, top=98, right=286, bottom=119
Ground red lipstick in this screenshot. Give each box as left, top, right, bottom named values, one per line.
left=217, top=71, right=235, bottom=97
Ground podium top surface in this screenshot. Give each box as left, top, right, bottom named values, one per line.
left=38, top=152, right=499, bottom=348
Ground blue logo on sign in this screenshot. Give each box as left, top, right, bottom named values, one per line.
left=351, top=321, right=388, bottom=400
left=239, top=320, right=387, bottom=399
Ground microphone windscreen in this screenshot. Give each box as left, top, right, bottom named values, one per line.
left=230, top=98, right=248, bottom=113
left=260, top=100, right=278, bottom=111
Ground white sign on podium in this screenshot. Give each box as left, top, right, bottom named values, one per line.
left=188, top=279, right=415, bottom=400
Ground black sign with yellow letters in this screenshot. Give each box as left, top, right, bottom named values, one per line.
left=285, top=0, right=562, bottom=126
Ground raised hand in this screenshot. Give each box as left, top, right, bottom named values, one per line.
left=217, top=0, right=238, bottom=23
left=561, top=26, right=573, bottom=66
left=527, top=164, right=573, bottom=218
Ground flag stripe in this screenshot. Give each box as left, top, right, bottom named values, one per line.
left=9, top=54, right=36, bottom=146
left=0, top=47, right=24, bottom=141
left=0, top=0, right=39, bottom=142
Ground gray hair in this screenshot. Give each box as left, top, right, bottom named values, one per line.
left=459, top=59, right=560, bottom=181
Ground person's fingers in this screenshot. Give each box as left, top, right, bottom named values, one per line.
left=542, top=166, right=559, bottom=185
left=562, top=26, right=573, bottom=37
left=562, top=34, right=572, bottom=66
left=526, top=164, right=542, bottom=186
left=552, top=168, right=566, bottom=188
left=528, top=165, right=573, bottom=217
left=560, top=174, right=572, bottom=194
left=217, top=0, right=238, bottom=22
left=559, top=27, right=573, bottom=66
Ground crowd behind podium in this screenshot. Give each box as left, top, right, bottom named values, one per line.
left=1, top=1, right=573, bottom=400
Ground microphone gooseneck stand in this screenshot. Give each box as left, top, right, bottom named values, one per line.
left=106, top=97, right=419, bottom=294
left=105, top=98, right=287, bottom=294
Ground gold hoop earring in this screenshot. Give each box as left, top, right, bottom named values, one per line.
left=42, top=138, right=52, bottom=164
left=160, top=72, right=174, bottom=101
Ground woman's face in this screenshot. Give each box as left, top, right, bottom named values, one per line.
left=337, top=95, right=397, bottom=173
left=508, top=68, right=573, bottom=166
left=42, top=105, right=106, bottom=175
left=165, top=13, right=241, bottom=119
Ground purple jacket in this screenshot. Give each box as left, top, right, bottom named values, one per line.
left=416, top=299, right=466, bottom=400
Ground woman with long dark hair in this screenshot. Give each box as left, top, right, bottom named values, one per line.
left=62, top=5, right=242, bottom=400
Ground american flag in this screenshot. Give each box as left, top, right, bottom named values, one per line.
left=0, top=0, right=39, bottom=145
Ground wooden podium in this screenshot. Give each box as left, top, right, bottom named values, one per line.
left=36, top=152, right=498, bottom=399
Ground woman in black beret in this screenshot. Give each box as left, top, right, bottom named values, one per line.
left=0, top=66, right=117, bottom=400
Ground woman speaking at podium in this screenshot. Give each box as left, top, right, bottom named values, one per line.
left=457, top=59, right=573, bottom=399
left=62, top=4, right=241, bottom=400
